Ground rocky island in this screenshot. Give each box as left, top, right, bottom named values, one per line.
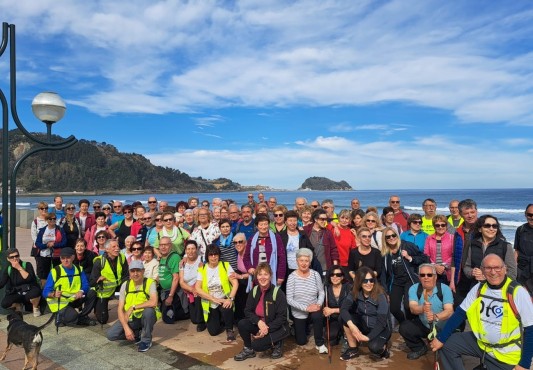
left=299, top=177, right=353, bottom=191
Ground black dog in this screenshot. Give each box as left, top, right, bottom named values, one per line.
left=0, top=311, right=55, bottom=370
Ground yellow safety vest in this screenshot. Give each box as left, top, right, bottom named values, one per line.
left=421, top=217, right=435, bottom=235
left=467, top=278, right=522, bottom=365
left=93, top=254, right=126, bottom=298
left=123, top=278, right=161, bottom=320
left=447, top=215, right=464, bottom=229
left=200, top=261, right=233, bottom=322
left=46, top=265, right=83, bottom=312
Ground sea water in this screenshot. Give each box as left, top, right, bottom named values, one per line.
left=8, top=188, right=533, bottom=243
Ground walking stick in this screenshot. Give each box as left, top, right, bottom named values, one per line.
left=325, top=286, right=331, bottom=364
left=428, top=321, right=439, bottom=370
left=55, top=284, right=62, bottom=334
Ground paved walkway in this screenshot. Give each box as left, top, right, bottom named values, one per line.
left=0, top=228, right=481, bottom=370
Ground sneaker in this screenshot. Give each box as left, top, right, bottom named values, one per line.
left=316, top=344, right=328, bottom=354
left=234, top=347, right=256, bottom=361
left=77, top=316, right=97, bottom=326
left=196, top=323, right=207, bottom=332
left=340, top=347, right=359, bottom=361
left=226, top=329, right=236, bottom=342
left=33, top=307, right=42, bottom=317
left=271, top=341, right=283, bottom=359
left=138, top=341, right=152, bottom=352
left=407, top=346, right=428, bottom=360
left=370, top=348, right=390, bottom=361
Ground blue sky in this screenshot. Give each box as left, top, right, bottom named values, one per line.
left=2, top=1, right=533, bottom=190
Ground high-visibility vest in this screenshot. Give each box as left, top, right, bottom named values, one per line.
left=200, top=262, right=233, bottom=322
left=123, top=277, right=161, bottom=320
left=46, top=265, right=82, bottom=312
left=93, top=254, right=126, bottom=298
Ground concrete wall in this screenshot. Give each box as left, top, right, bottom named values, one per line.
left=16, top=209, right=37, bottom=229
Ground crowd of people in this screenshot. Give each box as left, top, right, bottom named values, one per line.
left=2, top=193, right=533, bottom=370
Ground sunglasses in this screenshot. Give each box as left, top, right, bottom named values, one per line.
left=234, top=240, right=246, bottom=244
left=434, top=223, right=447, bottom=228
left=318, top=217, right=328, bottom=221
left=113, top=206, right=122, bottom=209
left=163, top=218, right=174, bottom=222
left=66, top=207, right=75, bottom=210
left=330, top=273, right=343, bottom=278
left=7, top=255, right=20, bottom=259
left=207, top=253, right=219, bottom=257
left=93, top=206, right=101, bottom=209
left=274, top=213, right=284, bottom=217
left=155, top=218, right=162, bottom=222
left=311, top=204, right=319, bottom=208
left=97, top=236, right=107, bottom=239
left=527, top=212, right=533, bottom=218
left=123, top=211, right=132, bottom=214
left=419, top=273, right=434, bottom=278
left=131, top=247, right=143, bottom=251
left=102, top=207, right=111, bottom=211
left=148, top=201, right=157, bottom=204
left=48, top=218, right=57, bottom=221
left=360, top=235, right=371, bottom=239
left=390, top=200, right=400, bottom=204
left=362, top=278, right=375, bottom=284
left=366, top=219, right=376, bottom=223
left=385, top=234, right=397, bottom=239
left=38, top=207, right=47, bottom=210
left=411, top=220, right=422, bottom=224
left=482, top=223, right=499, bottom=230
left=142, top=217, right=152, bottom=221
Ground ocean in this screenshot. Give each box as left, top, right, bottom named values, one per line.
left=6, top=188, right=533, bottom=243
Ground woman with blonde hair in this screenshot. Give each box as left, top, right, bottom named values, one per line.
left=361, top=212, right=383, bottom=251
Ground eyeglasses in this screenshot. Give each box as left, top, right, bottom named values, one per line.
left=318, top=217, right=328, bottom=221
left=123, top=211, right=132, bottom=214
left=362, top=278, right=375, bottom=284
left=7, top=255, right=20, bottom=259
left=311, top=204, right=319, bottom=208
left=142, top=217, right=152, bottom=221
left=390, top=200, right=400, bottom=204
left=482, top=223, right=499, bottom=230
left=366, top=219, right=376, bottom=223
left=527, top=213, right=533, bottom=218
left=155, top=218, right=162, bottom=222
left=113, top=205, right=122, bottom=209
left=48, top=218, right=57, bottom=221
left=274, top=213, right=284, bottom=217
left=411, top=220, right=422, bottom=224
left=163, top=218, right=174, bottom=222
left=131, top=247, right=143, bottom=251
left=330, top=273, right=343, bottom=278
left=66, top=207, right=75, bottom=210
left=360, top=235, right=371, bottom=239
left=385, top=234, right=397, bottom=240
left=38, top=207, right=47, bottom=210
left=97, top=236, right=107, bottom=239
left=434, top=223, right=447, bottom=228
left=148, top=201, right=157, bottom=204
left=234, top=240, right=245, bottom=244
left=482, top=266, right=504, bottom=272
left=419, top=273, right=434, bottom=278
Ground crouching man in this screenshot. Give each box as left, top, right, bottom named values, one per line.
left=107, top=260, right=159, bottom=352
left=42, top=247, right=97, bottom=326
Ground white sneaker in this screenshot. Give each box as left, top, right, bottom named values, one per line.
left=316, top=344, right=328, bottom=354
left=33, top=307, right=41, bottom=317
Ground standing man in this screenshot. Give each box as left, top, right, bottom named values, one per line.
left=228, top=204, right=241, bottom=233
left=147, top=197, right=158, bottom=213
left=138, top=211, right=153, bottom=246
left=90, top=239, right=128, bottom=324
left=246, top=193, right=257, bottom=210
left=267, top=197, right=278, bottom=221
left=188, top=197, right=199, bottom=209
left=111, top=201, right=124, bottom=224
left=294, top=197, right=307, bottom=212
left=92, top=200, right=103, bottom=214
left=159, top=201, right=169, bottom=212
left=431, top=254, right=533, bottom=370
left=447, top=199, right=464, bottom=234
left=257, top=193, right=265, bottom=205
left=399, top=263, right=454, bottom=360
left=514, top=203, right=533, bottom=295
left=76, top=199, right=95, bottom=238
left=49, top=196, right=65, bottom=220
left=421, top=198, right=437, bottom=235
left=158, top=236, right=187, bottom=323
left=350, top=198, right=361, bottom=211
left=453, top=199, right=478, bottom=303
left=43, top=247, right=97, bottom=326
left=107, top=260, right=158, bottom=352
left=389, top=195, right=409, bottom=232
left=235, top=205, right=256, bottom=241
left=321, top=199, right=338, bottom=224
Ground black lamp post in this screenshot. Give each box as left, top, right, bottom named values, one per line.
left=1, top=22, right=77, bottom=271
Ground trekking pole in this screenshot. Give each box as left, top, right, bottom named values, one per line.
left=55, top=284, right=62, bottom=334
left=427, top=321, right=439, bottom=370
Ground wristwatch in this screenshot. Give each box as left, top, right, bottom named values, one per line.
left=229, top=297, right=234, bottom=301
left=132, top=305, right=136, bottom=310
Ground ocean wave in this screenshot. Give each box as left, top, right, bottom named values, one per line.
left=0, top=202, right=31, bottom=206
left=500, top=221, right=524, bottom=228
left=403, top=206, right=524, bottom=214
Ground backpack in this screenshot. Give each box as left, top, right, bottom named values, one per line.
left=476, top=280, right=521, bottom=320
left=8, top=261, right=40, bottom=286
left=252, top=285, right=280, bottom=301
left=125, top=277, right=162, bottom=320
left=416, top=282, right=444, bottom=303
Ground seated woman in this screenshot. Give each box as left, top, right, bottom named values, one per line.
left=195, top=244, right=238, bottom=342
left=234, top=262, right=290, bottom=361
left=340, top=266, right=391, bottom=361
left=179, top=240, right=206, bottom=332
left=73, top=238, right=97, bottom=279
left=286, top=248, right=327, bottom=354
left=0, top=248, right=42, bottom=316
left=323, top=265, right=352, bottom=346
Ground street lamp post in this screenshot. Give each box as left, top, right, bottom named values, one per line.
left=1, top=22, right=77, bottom=282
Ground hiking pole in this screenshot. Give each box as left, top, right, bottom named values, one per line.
left=55, top=284, right=62, bottom=334
left=428, top=321, right=439, bottom=370
left=325, top=287, right=331, bottom=364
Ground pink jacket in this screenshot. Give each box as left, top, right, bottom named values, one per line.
left=424, top=232, right=454, bottom=282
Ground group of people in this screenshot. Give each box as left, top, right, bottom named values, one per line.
left=2, top=194, right=533, bottom=369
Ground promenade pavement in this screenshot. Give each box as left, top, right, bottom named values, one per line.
left=0, top=227, right=479, bottom=370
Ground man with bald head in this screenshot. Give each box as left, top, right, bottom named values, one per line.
left=431, top=254, right=533, bottom=370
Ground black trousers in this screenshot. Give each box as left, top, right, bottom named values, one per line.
left=95, top=296, right=111, bottom=324
left=188, top=296, right=205, bottom=325
left=398, top=317, right=431, bottom=351
left=389, top=283, right=415, bottom=323
left=1, top=286, right=42, bottom=309
left=237, top=318, right=289, bottom=351
left=207, top=305, right=234, bottom=336
left=293, top=311, right=324, bottom=346
left=348, top=316, right=391, bottom=355
left=234, top=279, right=248, bottom=322
left=57, top=289, right=97, bottom=325
left=160, top=289, right=189, bottom=324
left=324, top=314, right=343, bottom=345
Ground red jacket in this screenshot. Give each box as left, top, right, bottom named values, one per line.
left=76, top=212, right=96, bottom=237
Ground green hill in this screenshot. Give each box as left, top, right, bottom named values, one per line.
left=300, top=176, right=353, bottom=191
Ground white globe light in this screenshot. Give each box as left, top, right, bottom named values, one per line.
left=31, top=92, right=66, bottom=124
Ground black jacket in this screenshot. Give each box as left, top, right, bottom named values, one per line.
left=244, top=284, right=289, bottom=334
left=340, top=291, right=391, bottom=341
left=381, top=240, right=428, bottom=293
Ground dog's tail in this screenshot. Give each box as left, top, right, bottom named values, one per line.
left=36, top=313, right=56, bottom=331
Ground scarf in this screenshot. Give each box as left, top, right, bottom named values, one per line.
left=247, top=231, right=278, bottom=292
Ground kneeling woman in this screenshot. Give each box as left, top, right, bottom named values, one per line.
left=195, top=244, right=239, bottom=342
left=340, top=266, right=391, bottom=361
left=234, top=263, right=289, bottom=361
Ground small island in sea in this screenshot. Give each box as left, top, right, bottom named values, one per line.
left=299, top=177, right=353, bottom=191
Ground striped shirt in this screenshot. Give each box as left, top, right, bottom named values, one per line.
left=286, top=270, right=325, bottom=319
